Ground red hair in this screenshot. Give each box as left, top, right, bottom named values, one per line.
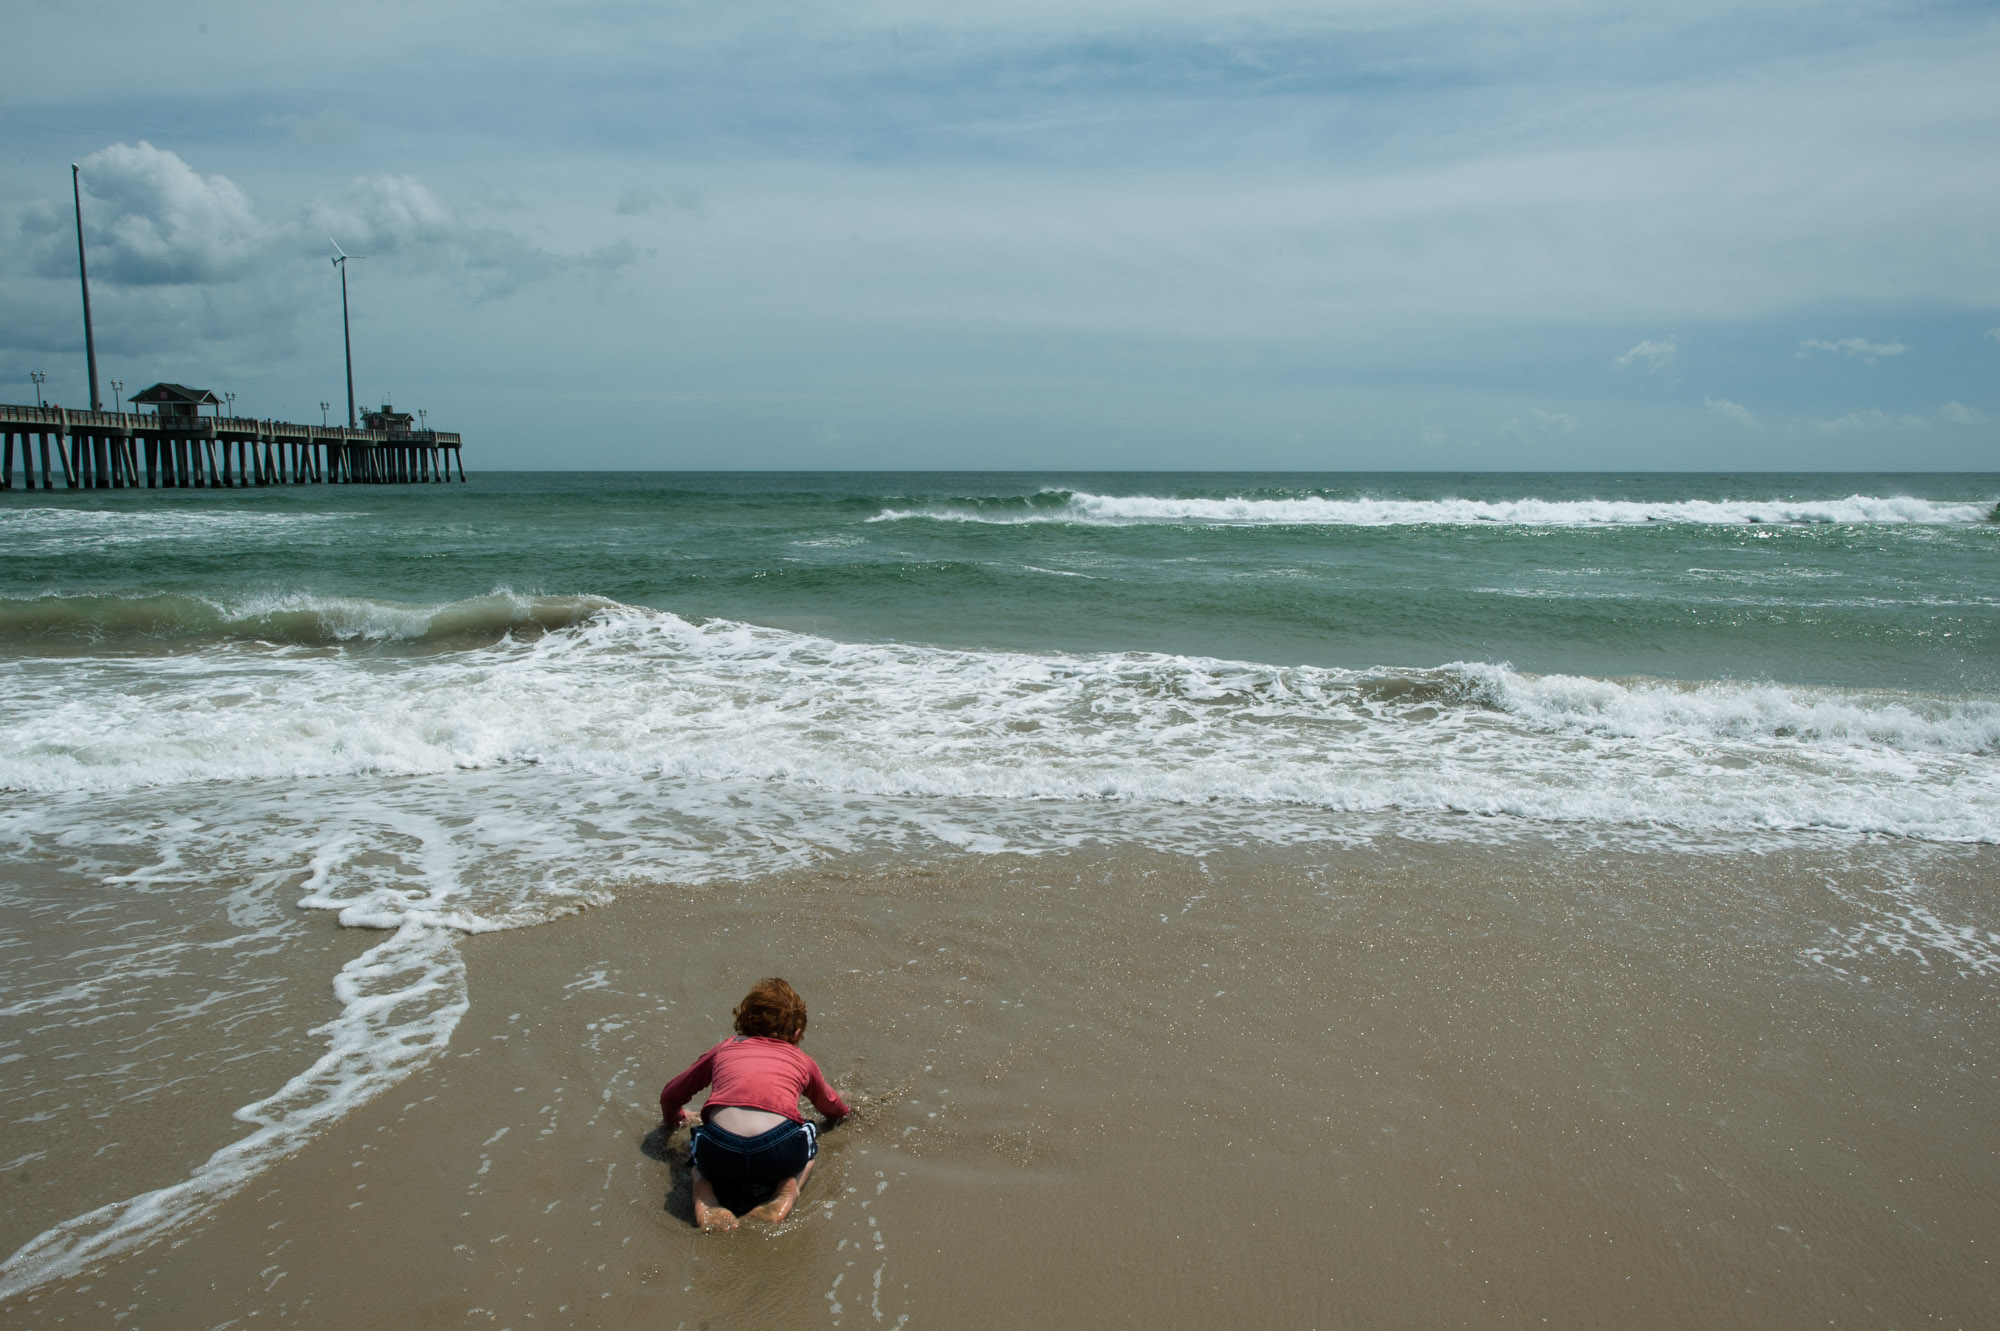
left=733, top=977, right=809, bottom=1044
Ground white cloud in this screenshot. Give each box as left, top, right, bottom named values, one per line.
left=1811, top=408, right=1930, bottom=433
left=1798, top=336, right=1909, bottom=363
left=30, top=147, right=468, bottom=294
left=38, top=143, right=643, bottom=303
left=1705, top=396, right=1757, bottom=427
left=1612, top=337, right=1676, bottom=372
left=32, top=141, right=268, bottom=285
left=312, top=175, right=455, bottom=257
left=1940, top=400, right=1989, bottom=425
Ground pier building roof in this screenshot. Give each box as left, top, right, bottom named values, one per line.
left=362, top=403, right=415, bottom=432
left=132, top=383, right=221, bottom=406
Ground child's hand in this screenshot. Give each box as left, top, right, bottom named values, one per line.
left=668, top=1107, right=694, bottom=1131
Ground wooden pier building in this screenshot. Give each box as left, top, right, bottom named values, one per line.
left=0, top=383, right=464, bottom=491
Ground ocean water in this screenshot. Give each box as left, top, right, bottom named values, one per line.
left=3, top=470, right=1998, bottom=1293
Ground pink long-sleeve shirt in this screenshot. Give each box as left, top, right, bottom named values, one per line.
left=660, top=1035, right=850, bottom=1125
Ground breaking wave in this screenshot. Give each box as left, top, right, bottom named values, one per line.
left=4, top=601, right=1994, bottom=840
left=0, top=591, right=615, bottom=651
left=873, top=491, right=2000, bottom=527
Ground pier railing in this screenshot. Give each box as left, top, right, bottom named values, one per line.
left=0, top=403, right=465, bottom=490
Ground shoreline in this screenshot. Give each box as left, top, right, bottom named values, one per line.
left=6, top=836, right=1997, bottom=1327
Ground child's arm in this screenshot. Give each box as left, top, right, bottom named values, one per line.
left=804, top=1059, right=850, bottom=1122
left=659, top=1045, right=719, bottom=1127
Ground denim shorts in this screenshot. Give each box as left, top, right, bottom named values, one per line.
left=691, top=1117, right=818, bottom=1202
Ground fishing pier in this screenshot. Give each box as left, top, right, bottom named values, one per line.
left=1, top=390, right=464, bottom=491
left=8, top=163, right=468, bottom=494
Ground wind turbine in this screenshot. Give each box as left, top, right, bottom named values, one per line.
left=329, top=239, right=366, bottom=428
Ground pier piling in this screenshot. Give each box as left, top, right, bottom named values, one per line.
left=0, top=402, right=465, bottom=492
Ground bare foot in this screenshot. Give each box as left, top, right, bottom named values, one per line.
left=691, top=1171, right=738, bottom=1232
left=696, top=1200, right=740, bottom=1232
left=745, top=1177, right=802, bottom=1225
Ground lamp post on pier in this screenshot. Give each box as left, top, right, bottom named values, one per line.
left=72, top=164, right=101, bottom=412
left=30, top=371, right=46, bottom=407
left=109, top=378, right=124, bottom=413
left=321, top=401, right=331, bottom=427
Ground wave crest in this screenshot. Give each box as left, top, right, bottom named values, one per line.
left=0, top=591, right=617, bottom=651
left=873, top=491, right=1998, bottom=527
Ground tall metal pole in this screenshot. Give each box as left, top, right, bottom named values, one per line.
left=72, top=164, right=101, bottom=412
left=336, top=257, right=357, bottom=428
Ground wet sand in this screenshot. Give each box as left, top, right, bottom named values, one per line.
left=0, top=863, right=377, bottom=1267
left=6, top=837, right=1998, bottom=1328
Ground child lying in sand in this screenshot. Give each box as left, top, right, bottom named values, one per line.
left=661, top=977, right=850, bottom=1231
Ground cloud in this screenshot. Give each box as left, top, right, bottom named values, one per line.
left=28, top=148, right=469, bottom=294
left=28, top=141, right=268, bottom=285
left=614, top=187, right=659, bottom=217
left=615, top=185, right=706, bottom=218
left=39, top=143, right=640, bottom=302
left=456, top=237, right=643, bottom=301
left=79, top=143, right=635, bottom=291
left=263, top=109, right=365, bottom=147
left=1498, top=406, right=1579, bottom=441
left=1810, top=408, right=1930, bottom=433
left=314, top=173, right=640, bottom=299
left=1612, top=337, right=1676, bottom=373
left=3, top=141, right=646, bottom=384
left=1940, top=400, right=1989, bottom=425
left=1798, top=336, right=1909, bottom=363
left=313, top=175, right=455, bottom=256
left=1704, top=396, right=1757, bottom=427
left=1987, top=328, right=2000, bottom=342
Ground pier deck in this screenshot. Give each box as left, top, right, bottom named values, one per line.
left=0, top=403, right=464, bottom=490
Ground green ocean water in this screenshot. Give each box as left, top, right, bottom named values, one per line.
left=2, top=471, right=1996, bottom=692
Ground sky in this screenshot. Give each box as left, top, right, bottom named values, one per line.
left=4, top=0, right=1998, bottom=470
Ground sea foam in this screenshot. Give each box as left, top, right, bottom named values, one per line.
left=873, top=491, right=1999, bottom=527
left=3, top=601, right=1994, bottom=840
left=0, top=922, right=466, bottom=1301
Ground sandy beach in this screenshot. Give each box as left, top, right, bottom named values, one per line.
left=7, top=836, right=1995, bottom=1328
